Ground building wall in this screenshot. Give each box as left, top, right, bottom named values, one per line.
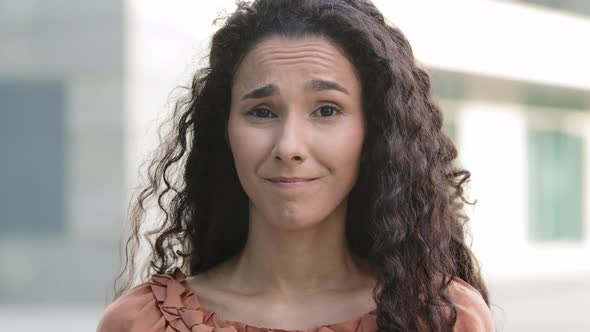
left=0, top=0, right=125, bottom=304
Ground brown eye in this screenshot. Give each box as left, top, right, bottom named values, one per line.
left=312, top=105, right=341, bottom=117
left=247, top=108, right=276, bottom=118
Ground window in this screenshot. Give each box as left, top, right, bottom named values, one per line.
left=527, top=128, right=584, bottom=241
left=0, top=80, right=66, bottom=235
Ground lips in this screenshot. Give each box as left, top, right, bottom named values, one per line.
left=267, top=177, right=317, bottom=183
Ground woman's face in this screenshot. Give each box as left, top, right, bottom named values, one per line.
left=227, top=36, right=365, bottom=230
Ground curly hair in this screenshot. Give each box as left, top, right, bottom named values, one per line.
left=115, top=0, right=489, bottom=331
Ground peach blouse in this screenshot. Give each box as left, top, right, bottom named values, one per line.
left=96, top=268, right=494, bottom=332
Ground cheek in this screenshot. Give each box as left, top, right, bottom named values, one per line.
left=315, top=120, right=365, bottom=174
left=227, top=119, right=270, bottom=180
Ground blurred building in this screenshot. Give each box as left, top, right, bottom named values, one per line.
left=0, top=1, right=126, bottom=331
left=0, top=0, right=125, bottom=308
left=0, top=0, right=588, bottom=331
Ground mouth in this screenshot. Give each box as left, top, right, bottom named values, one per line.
left=265, top=177, right=319, bottom=188
left=267, top=177, right=318, bottom=183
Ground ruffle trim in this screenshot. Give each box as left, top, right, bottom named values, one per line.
left=147, top=268, right=378, bottom=332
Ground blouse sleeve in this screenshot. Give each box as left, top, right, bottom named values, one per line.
left=96, top=282, right=164, bottom=332
left=449, top=277, right=495, bottom=332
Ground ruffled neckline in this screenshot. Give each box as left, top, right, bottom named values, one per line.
left=148, top=267, right=378, bottom=332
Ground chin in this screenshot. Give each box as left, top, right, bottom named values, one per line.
left=272, top=209, right=331, bottom=231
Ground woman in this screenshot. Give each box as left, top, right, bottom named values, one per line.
left=97, top=0, right=495, bottom=331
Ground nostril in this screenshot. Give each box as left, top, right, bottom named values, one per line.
left=274, top=154, right=303, bottom=161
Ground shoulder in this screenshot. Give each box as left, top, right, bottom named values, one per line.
left=95, top=281, right=160, bottom=332
left=96, top=268, right=208, bottom=332
left=446, top=277, right=495, bottom=332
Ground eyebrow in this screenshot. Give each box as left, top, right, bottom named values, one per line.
left=307, top=79, right=350, bottom=95
left=241, top=84, right=279, bottom=100
left=240, top=79, right=350, bottom=100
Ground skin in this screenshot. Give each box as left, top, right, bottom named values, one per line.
left=188, top=36, right=376, bottom=329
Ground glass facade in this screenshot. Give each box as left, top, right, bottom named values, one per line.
left=527, top=125, right=584, bottom=241
left=0, top=80, right=66, bottom=235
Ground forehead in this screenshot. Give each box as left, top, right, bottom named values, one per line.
left=232, top=36, right=361, bottom=96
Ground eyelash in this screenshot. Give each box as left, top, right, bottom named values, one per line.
left=245, top=104, right=342, bottom=119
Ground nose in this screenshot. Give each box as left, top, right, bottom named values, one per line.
left=272, top=114, right=307, bottom=165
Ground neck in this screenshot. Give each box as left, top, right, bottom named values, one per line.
left=223, top=200, right=372, bottom=297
